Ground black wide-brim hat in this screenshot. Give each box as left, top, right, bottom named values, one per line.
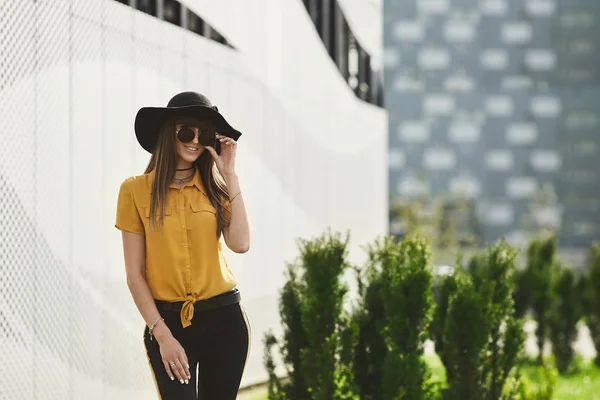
left=134, top=91, right=242, bottom=153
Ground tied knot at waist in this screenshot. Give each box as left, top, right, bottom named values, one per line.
left=180, top=295, right=198, bottom=328
left=152, top=289, right=241, bottom=328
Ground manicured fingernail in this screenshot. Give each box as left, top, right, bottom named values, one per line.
left=185, top=379, right=189, bottom=384
left=180, top=379, right=184, bottom=384
left=170, top=376, right=174, bottom=381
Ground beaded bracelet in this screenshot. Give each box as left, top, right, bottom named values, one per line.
left=148, top=317, right=164, bottom=341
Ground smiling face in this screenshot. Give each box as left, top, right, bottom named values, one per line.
left=174, top=117, right=216, bottom=164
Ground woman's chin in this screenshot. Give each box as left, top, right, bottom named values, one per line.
left=178, top=150, right=203, bottom=163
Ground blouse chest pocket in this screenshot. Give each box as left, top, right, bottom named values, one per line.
left=142, top=205, right=172, bottom=218
left=189, top=201, right=217, bottom=231
left=190, top=202, right=216, bottom=214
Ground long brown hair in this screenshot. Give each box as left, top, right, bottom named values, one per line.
left=144, top=116, right=230, bottom=237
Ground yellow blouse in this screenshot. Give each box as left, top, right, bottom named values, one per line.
left=115, top=168, right=237, bottom=328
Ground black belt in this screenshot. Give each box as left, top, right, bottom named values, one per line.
left=155, top=288, right=241, bottom=313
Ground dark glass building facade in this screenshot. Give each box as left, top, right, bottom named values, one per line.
left=384, top=0, right=600, bottom=249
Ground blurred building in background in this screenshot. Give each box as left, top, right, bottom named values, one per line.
left=384, top=0, right=600, bottom=254
left=0, top=0, right=386, bottom=398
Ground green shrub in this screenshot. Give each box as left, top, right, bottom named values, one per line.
left=264, top=331, right=288, bottom=400
left=264, top=262, right=307, bottom=399
left=527, top=236, right=558, bottom=364
left=518, top=360, right=558, bottom=400
left=264, top=231, right=357, bottom=400
left=352, top=245, right=388, bottom=400
left=379, top=236, right=436, bottom=400
left=279, top=262, right=309, bottom=399
left=297, top=231, right=357, bottom=400
left=442, top=241, right=526, bottom=400
left=466, top=253, right=487, bottom=291
left=338, top=314, right=359, bottom=400
left=443, top=274, right=489, bottom=399
left=584, top=243, right=600, bottom=367
left=431, top=265, right=460, bottom=385
left=353, top=236, right=437, bottom=400
left=548, top=267, right=583, bottom=373
left=513, top=267, right=533, bottom=319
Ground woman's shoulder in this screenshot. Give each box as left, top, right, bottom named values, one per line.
left=119, top=172, right=152, bottom=194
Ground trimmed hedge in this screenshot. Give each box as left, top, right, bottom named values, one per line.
left=265, top=232, right=598, bottom=399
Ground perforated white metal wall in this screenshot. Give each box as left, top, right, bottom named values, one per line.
left=0, top=0, right=388, bottom=398
left=0, top=2, right=168, bottom=398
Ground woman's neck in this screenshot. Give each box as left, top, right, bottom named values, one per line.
left=174, top=162, right=195, bottom=179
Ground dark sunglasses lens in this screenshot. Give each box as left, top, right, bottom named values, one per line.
left=177, top=127, right=195, bottom=143
left=198, top=130, right=215, bottom=146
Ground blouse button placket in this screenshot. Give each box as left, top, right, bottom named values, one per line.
left=179, top=188, right=192, bottom=291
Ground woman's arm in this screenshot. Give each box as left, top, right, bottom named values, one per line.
left=222, top=173, right=251, bottom=253
left=122, top=231, right=168, bottom=336
left=207, top=134, right=250, bottom=253
left=121, top=231, right=191, bottom=383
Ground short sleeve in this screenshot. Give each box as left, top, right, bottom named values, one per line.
left=115, top=178, right=144, bottom=235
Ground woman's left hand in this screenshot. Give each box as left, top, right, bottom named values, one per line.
left=205, top=133, right=237, bottom=178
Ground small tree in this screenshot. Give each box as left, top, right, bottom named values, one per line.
left=512, top=267, right=533, bottom=319
left=431, top=264, right=460, bottom=385
left=443, top=274, right=490, bottom=399
left=443, top=241, right=526, bottom=400
left=380, top=236, right=436, bottom=400
left=352, top=244, right=389, bottom=400
left=391, top=194, right=480, bottom=251
left=527, top=236, right=558, bottom=364
left=353, top=236, right=436, bottom=400
left=466, top=253, right=488, bottom=291
left=264, top=331, right=287, bottom=400
left=298, top=230, right=357, bottom=400
left=265, top=263, right=308, bottom=399
left=584, top=243, right=600, bottom=367
left=520, top=183, right=562, bottom=241
left=338, top=314, right=359, bottom=400
left=548, top=266, right=583, bottom=373
left=265, top=230, right=357, bottom=400
left=483, top=244, right=525, bottom=400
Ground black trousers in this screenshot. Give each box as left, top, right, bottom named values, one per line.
left=143, top=301, right=250, bottom=399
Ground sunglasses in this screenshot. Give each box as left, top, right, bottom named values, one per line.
left=176, top=125, right=216, bottom=146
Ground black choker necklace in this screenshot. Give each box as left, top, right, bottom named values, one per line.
left=173, top=172, right=195, bottom=184
left=176, top=166, right=195, bottom=171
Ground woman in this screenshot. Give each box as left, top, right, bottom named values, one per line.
left=115, top=91, right=251, bottom=399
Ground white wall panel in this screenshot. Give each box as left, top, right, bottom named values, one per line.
left=0, top=0, right=387, bottom=396
left=70, top=18, right=106, bottom=400
left=34, top=1, right=72, bottom=279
